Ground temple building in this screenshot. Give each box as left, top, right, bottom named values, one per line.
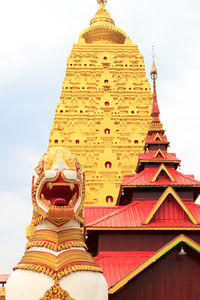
left=84, top=60, right=200, bottom=299
left=3, top=1, right=200, bottom=299
left=48, top=0, right=152, bottom=205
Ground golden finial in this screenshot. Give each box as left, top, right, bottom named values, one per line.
left=150, top=45, right=160, bottom=122
left=97, top=0, right=107, bottom=4
left=151, top=46, right=157, bottom=80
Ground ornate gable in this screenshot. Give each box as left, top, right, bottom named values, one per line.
left=144, top=187, right=198, bottom=225
left=151, top=164, right=175, bottom=183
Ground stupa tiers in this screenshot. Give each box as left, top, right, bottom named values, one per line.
left=84, top=62, right=200, bottom=299
left=48, top=0, right=152, bottom=205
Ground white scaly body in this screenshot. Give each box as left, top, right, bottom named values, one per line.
left=6, top=220, right=108, bottom=300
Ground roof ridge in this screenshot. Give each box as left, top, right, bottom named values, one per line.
left=174, top=169, right=200, bottom=184
left=144, top=186, right=198, bottom=225
left=108, top=234, right=200, bottom=293
left=96, top=251, right=155, bottom=256
left=189, top=202, right=200, bottom=207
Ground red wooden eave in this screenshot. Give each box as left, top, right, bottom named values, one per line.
left=85, top=201, right=200, bottom=228
left=94, top=235, right=200, bottom=291
left=146, top=132, right=168, bottom=144
left=138, top=151, right=179, bottom=161
left=123, top=167, right=200, bottom=186
left=94, top=251, right=154, bottom=289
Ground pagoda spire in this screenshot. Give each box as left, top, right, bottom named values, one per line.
left=150, top=48, right=160, bottom=122
left=97, top=0, right=107, bottom=4
left=90, top=0, right=114, bottom=27
left=141, top=49, right=169, bottom=156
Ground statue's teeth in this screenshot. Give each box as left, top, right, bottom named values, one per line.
left=41, top=194, right=45, bottom=199
left=68, top=200, right=73, bottom=207
left=72, top=192, right=77, bottom=201
left=48, top=182, right=53, bottom=190
left=69, top=183, right=75, bottom=191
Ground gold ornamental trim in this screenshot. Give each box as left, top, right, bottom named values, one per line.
left=14, top=263, right=102, bottom=280
left=14, top=249, right=102, bottom=279
left=31, top=228, right=84, bottom=243
left=26, top=228, right=87, bottom=251
left=39, top=279, right=75, bottom=300
left=26, top=240, right=87, bottom=251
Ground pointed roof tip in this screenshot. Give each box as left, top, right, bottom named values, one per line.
left=79, top=0, right=127, bottom=44
left=97, top=0, right=107, bottom=5
left=91, top=0, right=114, bottom=27
left=151, top=46, right=157, bottom=77
left=150, top=60, right=157, bottom=77
left=150, top=52, right=160, bottom=119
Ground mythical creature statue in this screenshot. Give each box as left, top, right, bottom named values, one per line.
left=6, top=147, right=108, bottom=300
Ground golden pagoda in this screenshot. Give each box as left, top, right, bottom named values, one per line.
left=48, top=0, right=152, bottom=205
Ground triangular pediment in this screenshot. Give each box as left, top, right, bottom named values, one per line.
left=140, top=122, right=147, bottom=129
left=152, top=164, right=175, bottom=183
left=108, top=235, right=200, bottom=294
left=117, top=97, right=125, bottom=105
left=154, top=149, right=165, bottom=159
left=74, top=74, right=81, bottom=82
left=151, top=194, right=189, bottom=222
left=154, top=133, right=162, bottom=141
left=71, top=97, right=78, bottom=105
left=144, top=186, right=198, bottom=225
left=89, top=98, right=97, bottom=105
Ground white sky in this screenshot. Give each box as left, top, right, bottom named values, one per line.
left=1, top=0, right=200, bottom=273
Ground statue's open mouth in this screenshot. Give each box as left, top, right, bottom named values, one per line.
left=39, top=177, right=80, bottom=209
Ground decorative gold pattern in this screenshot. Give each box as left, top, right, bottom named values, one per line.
left=14, top=263, right=102, bottom=280
left=26, top=240, right=86, bottom=251
left=26, top=228, right=87, bottom=251
left=15, top=263, right=101, bottom=280
left=14, top=249, right=102, bottom=280
left=35, top=148, right=77, bottom=175
left=48, top=4, right=153, bottom=205
left=39, top=279, right=75, bottom=300
left=97, top=0, right=107, bottom=4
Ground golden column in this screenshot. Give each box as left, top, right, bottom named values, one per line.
left=48, top=0, right=152, bottom=205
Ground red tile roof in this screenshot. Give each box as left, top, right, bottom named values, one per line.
left=146, top=132, right=168, bottom=144
left=123, top=168, right=200, bottom=186
left=187, top=203, right=200, bottom=222
left=0, top=275, right=9, bottom=283
left=94, top=251, right=154, bottom=289
left=138, top=151, right=179, bottom=162
left=85, top=202, right=152, bottom=228
left=84, top=206, right=118, bottom=225
left=96, top=235, right=200, bottom=292
left=85, top=201, right=200, bottom=228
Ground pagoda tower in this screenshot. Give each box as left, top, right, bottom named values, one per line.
left=48, top=0, right=152, bottom=205
left=84, top=61, right=200, bottom=299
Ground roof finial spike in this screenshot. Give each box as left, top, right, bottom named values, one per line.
left=150, top=46, right=160, bottom=119
left=151, top=45, right=158, bottom=93
left=97, top=0, right=107, bottom=5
